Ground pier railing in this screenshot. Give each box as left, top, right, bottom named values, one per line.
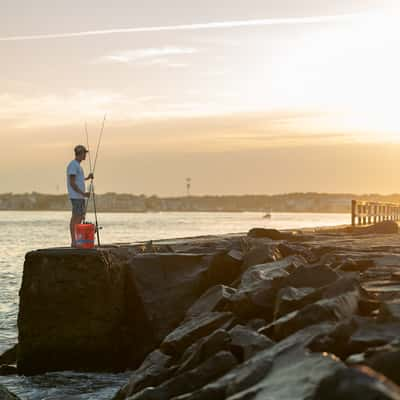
left=351, top=200, right=400, bottom=226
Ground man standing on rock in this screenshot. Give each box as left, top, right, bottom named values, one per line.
left=66, top=145, right=93, bottom=247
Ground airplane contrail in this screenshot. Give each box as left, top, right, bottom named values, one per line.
left=0, top=13, right=367, bottom=42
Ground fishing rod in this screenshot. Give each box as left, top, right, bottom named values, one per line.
left=83, top=122, right=93, bottom=218
left=83, top=115, right=106, bottom=247
left=92, top=114, right=106, bottom=176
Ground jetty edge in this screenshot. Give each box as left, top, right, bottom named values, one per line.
left=1, top=220, right=400, bottom=399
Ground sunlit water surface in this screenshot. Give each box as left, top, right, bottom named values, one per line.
left=0, top=211, right=349, bottom=399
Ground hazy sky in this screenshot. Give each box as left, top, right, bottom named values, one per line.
left=1, top=0, right=400, bottom=195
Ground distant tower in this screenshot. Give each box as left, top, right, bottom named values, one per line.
left=186, top=178, right=191, bottom=197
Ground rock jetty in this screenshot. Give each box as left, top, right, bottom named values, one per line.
left=3, top=220, right=400, bottom=400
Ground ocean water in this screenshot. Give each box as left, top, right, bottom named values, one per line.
left=0, top=211, right=349, bottom=399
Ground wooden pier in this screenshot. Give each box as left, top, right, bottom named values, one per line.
left=351, top=200, right=400, bottom=226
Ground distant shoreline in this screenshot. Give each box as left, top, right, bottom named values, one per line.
left=1, top=192, right=398, bottom=214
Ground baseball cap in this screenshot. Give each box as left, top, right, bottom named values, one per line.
left=74, top=145, right=89, bottom=154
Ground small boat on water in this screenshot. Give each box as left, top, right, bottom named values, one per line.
left=263, top=210, right=272, bottom=219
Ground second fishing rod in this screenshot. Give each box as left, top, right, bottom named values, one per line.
left=84, top=114, right=106, bottom=247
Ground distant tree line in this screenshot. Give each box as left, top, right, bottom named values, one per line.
left=1, top=192, right=400, bottom=213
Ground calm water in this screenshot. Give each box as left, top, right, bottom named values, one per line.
left=0, top=211, right=349, bottom=399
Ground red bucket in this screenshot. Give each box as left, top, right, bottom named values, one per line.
left=75, top=223, right=95, bottom=249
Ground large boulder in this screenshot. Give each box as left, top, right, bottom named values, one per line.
left=124, top=253, right=211, bottom=365
left=18, top=248, right=128, bottom=375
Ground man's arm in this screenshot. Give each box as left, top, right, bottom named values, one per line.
left=85, top=173, right=94, bottom=181
left=69, top=175, right=90, bottom=198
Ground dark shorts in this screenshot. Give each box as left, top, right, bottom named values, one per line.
left=70, top=199, right=86, bottom=217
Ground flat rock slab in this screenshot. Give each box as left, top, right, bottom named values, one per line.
left=161, top=312, right=234, bottom=356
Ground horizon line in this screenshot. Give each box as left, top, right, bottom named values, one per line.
left=0, top=13, right=367, bottom=41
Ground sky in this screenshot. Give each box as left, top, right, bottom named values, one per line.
left=1, top=0, right=400, bottom=195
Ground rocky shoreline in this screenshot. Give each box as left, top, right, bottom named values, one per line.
left=2, top=220, right=400, bottom=399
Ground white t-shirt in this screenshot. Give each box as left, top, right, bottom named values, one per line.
left=66, top=160, right=85, bottom=199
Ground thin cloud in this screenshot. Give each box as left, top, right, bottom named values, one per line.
left=0, top=13, right=368, bottom=41
left=98, top=47, right=197, bottom=64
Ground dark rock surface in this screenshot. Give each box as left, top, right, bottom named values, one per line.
left=228, top=325, right=274, bottom=361
left=362, top=345, right=400, bottom=386
left=18, top=248, right=128, bottom=375
left=380, top=300, right=400, bottom=322
left=185, top=285, right=237, bottom=318
left=240, top=243, right=281, bottom=272
left=262, top=287, right=359, bottom=341
left=226, top=352, right=345, bottom=400
left=113, top=350, right=173, bottom=400
left=128, top=351, right=238, bottom=400
left=160, top=312, right=234, bottom=356
left=274, top=286, right=317, bottom=319
left=281, top=264, right=339, bottom=289
left=312, top=366, right=400, bottom=399
left=0, top=345, right=17, bottom=366
left=176, top=329, right=231, bottom=374
left=348, top=320, right=400, bottom=353
left=124, top=253, right=211, bottom=365
left=247, top=228, right=290, bottom=240
left=206, top=250, right=243, bottom=286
